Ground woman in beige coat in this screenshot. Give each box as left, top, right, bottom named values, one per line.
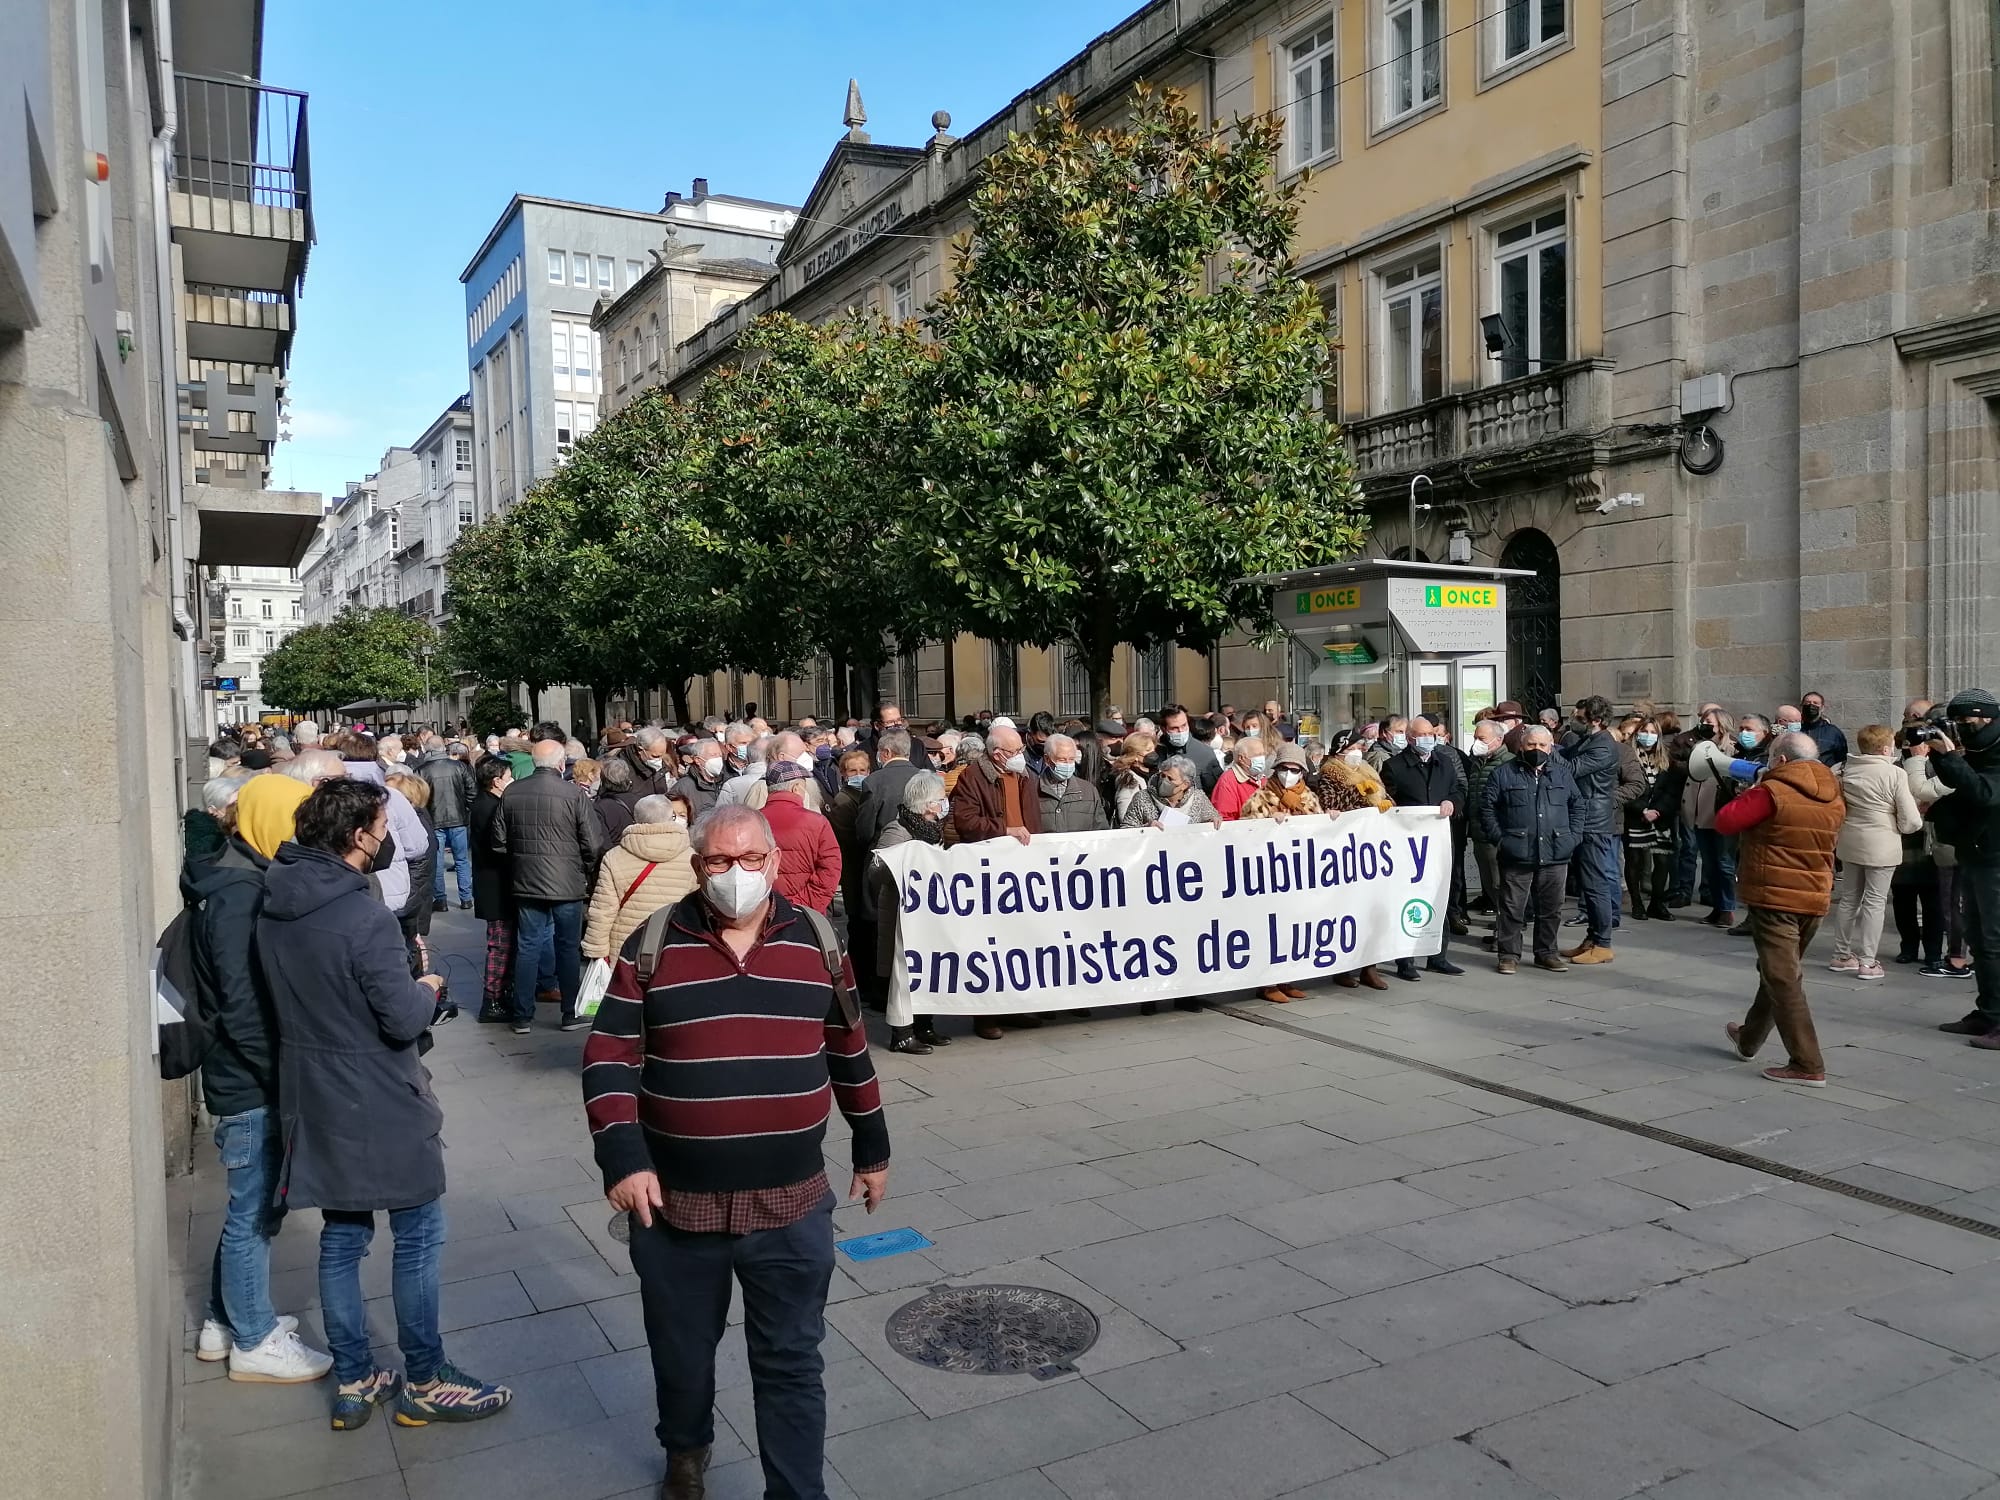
left=580, top=794, right=697, bottom=961
left=1829, top=725, right=1923, bottom=978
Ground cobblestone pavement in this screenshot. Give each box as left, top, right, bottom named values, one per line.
left=173, top=903, right=2000, bottom=1500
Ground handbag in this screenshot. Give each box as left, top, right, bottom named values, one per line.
left=577, top=861, right=659, bottom=1019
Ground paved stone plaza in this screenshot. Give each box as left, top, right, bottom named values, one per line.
left=174, top=909, right=2000, bottom=1500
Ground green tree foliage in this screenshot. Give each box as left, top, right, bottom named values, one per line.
left=259, top=608, right=436, bottom=713
left=699, top=314, right=944, bottom=705
left=918, top=86, right=1366, bottom=718
left=465, top=684, right=517, bottom=739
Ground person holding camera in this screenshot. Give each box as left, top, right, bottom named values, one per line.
left=1895, top=706, right=1954, bottom=969
left=1927, top=691, right=2000, bottom=1043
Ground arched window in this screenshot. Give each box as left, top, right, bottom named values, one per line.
left=1500, top=528, right=1563, bottom=714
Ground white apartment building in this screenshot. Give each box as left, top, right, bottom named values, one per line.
left=209, top=564, right=305, bottom=722
left=300, top=452, right=411, bottom=624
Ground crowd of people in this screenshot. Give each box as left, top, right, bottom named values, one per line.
left=180, top=680, right=2000, bottom=1494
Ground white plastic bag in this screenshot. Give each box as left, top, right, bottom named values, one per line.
left=576, top=957, right=613, bottom=1019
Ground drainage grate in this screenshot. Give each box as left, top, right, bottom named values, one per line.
left=1219, top=1002, right=2000, bottom=1242
left=884, top=1284, right=1100, bottom=1377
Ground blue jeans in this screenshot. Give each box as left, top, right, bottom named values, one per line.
left=318, top=1198, right=447, bottom=1385
left=513, top=897, right=584, bottom=1021
left=1579, top=832, right=1620, bottom=945
left=433, top=824, right=472, bottom=905
left=629, top=1192, right=836, bottom=1499
left=1696, top=827, right=1738, bottom=915
left=206, top=1106, right=281, bottom=1351
left=1671, top=815, right=1698, bottom=902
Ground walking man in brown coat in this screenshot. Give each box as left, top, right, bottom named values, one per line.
left=1719, top=732, right=1846, bottom=1086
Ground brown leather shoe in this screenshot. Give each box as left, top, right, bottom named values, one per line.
left=1559, top=941, right=1590, bottom=959
left=1570, top=944, right=1615, bottom=964
left=1357, top=966, right=1388, bottom=990
left=1331, top=973, right=1360, bottom=989
left=662, top=1445, right=710, bottom=1500
left=1281, top=985, right=1308, bottom=999
left=1496, top=957, right=1518, bottom=975
left=975, top=1019, right=1003, bottom=1040
left=1533, top=956, right=1568, bottom=972
left=1259, top=986, right=1294, bottom=1004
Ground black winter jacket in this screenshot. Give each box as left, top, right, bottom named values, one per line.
left=857, top=759, right=923, bottom=851
left=1479, top=758, right=1584, bottom=867
left=183, top=837, right=277, bottom=1117
left=1382, top=745, right=1469, bottom=815
left=1562, top=728, right=1642, bottom=835
left=257, top=843, right=443, bottom=1212
left=1932, top=744, right=2000, bottom=864
left=415, top=752, right=475, bottom=829
left=494, top=766, right=604, bottom=902
left=468, top=788, right=512, bottom=920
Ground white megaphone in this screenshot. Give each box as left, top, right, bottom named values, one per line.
left=1689, top=739, right=1761, bottom=784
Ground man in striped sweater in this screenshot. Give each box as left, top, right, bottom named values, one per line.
left=583, top=804, right=890, bottom=1500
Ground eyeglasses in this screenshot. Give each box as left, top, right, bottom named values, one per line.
left=697, top=851, right=772, bottom=875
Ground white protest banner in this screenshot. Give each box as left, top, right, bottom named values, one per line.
left=877, top=808, right=1450, bottom=1017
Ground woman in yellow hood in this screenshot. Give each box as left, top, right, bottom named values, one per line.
left=233, top=773, right=310, bottom=860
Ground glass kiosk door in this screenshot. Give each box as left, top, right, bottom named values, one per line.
left=1416, top=657, right=1500, bottom=749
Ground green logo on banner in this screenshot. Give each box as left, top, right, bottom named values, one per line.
left=1399, top=898, right=1435, bottom=936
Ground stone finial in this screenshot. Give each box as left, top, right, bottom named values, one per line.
left=929, top=110, right=955, bottom=147
left=844, top=79, right=870, bottom=142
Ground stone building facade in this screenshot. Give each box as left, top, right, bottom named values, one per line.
left=652, top=0, right=1995, bottom=733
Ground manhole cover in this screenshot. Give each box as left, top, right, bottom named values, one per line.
left=883, top=1284, right=1099, bottom=1376
left=607, top=1212, right=630, bottom=1245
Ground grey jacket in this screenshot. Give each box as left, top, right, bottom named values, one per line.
left=494, top=766, right=604, bottom=902
left=1038, top=773, right=1110, bottom=833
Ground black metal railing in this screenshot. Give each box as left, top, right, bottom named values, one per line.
left=171, top=73, right=314, bottom=246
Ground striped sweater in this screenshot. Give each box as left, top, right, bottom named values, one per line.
left=581, top=891, right=889, bottom=1194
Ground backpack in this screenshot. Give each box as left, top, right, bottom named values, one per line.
left=153, top=902, right=214, bottom=1080
left=632, top=901, right=860, bottom=1029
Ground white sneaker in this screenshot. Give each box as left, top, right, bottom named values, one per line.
left=227, top=1324, right=333, bottom=1384
left=198, top=1312, right=297, bottom=1362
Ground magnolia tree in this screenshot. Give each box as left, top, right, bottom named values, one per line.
left=918, top=86, right=1365, bottom=718
left=258, top=607, right=436, bottom=715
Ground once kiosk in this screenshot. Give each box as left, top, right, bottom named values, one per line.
left=1243, top=559, right=1537, bottom=742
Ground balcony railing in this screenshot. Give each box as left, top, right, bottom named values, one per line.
left=172, top=73, right=313, bottom=244
left=1344, top=359, right=1614, bottom=491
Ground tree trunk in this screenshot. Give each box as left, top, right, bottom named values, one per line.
left=668, top=676, right=692, bottom=727
left=590, top=683, right=611, bottom=739
left=853, top=657, right=883, bottom=719
left=942, top=636, right=957, bottom=725
left=830, top=651, right=850, bottom=721
left=1086, top=606, right=1118, bottom=725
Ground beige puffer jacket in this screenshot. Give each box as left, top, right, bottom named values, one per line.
left=581, top=821, right=698, bottom=959
left=1834, top=754, right=1922, bottom=867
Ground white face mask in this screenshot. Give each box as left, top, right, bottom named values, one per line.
left=1274, top=768, right=1301, bottom=786
left=704, top=864, right=769, bottom=919
left=701, top=756, right=725, bottom=779
left=1004, top=752, right=1028, bottom=774
left=1343, top=748, right=1365, bottom=767
left=795, top=752, right=815, bottom=770
left=1470, top=739, right=1493, bottom=758
left=643, top=755, right=663, bottom=770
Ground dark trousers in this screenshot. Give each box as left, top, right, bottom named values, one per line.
left=1737, top=908, right=1824, bottom=1073
left=513, top=897, right=583, bottom=1021
left=1497, top=862, right=1565, bottom=961
left=1891, top=863, right=1941, bottom=963
left=629, top=1193, right=837, bottom=1500
left=1963, top=861, right=2000, bottom=1021
left=1447, top=819, right=1469, bottom=923
left=1696, top=828, right=1738, bottom=915
left=1578, top=832, right=1620, bottom=945
left=1473, top=841, right=1501, bottom=908
left=1670, top=816, right=1699, bottom=903
left=1624, top=840, right=1672, bottom=912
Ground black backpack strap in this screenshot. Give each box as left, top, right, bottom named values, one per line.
left=797, top=907, right=861, bottom=1030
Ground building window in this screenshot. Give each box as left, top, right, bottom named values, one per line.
left=1136, top=641, right=1172, bottom=713
left=572, top=326, right=594, bottom=385
left=596, top=255, right=613, bottom=291
left=989, top=643, right=1020, bottom=716
left=625, top=259, right=643, bottom=288
left=454, top=436, right=471, bottom=471
left=1284, top=20, right=1339, bottom=170
left=260, top=599, right=273, bottom=619
left=230, top=599, right=242, bottom=617
left=291, top=599, right=302, bottom=619
left=232, top=629, right=249, bottom=649
left=1379, top=253, right=1443, bottom=410
left=572, top=251, right=590, bottom=286
left=548, top=249, right=565, bottom=283
left=890, top=275, right=913, bottom=322
left=552, top=320, right=571, bottom=392
left=263, top=631, right=276, bottom=651
left=458, top=497, right=475, bottom=528
left=1497, top=0, right=1565, bottom=64
left=899, top=649, right=922, bottom=711
left=645, top=313, right=661, bottom=366
left=1492, top=206, right=1568, bottom=381
left=575, top=401, right=596, bottom=437
left=616, top=339, right=629, bottom=385
left=1382, top=0, right=1443, bottom=123
left=555, top=400, right=575, bottom=451
left=1055, top=643, right=1092, bottom=718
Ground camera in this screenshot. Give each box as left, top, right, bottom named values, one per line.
left=1899, top=704, right=1953, bottom=750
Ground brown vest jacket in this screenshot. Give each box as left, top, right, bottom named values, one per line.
left=1737, top=760, right=1845, bottom=916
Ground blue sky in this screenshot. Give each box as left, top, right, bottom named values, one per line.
left=262, top=0, right=1142, bottom=498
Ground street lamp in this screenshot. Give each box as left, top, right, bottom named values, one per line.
left=420, top=645, right=433, bottom=728
left=1407, top=472, right=1433, bottom=561
left=1480, top=314, right=1560, bottom=371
